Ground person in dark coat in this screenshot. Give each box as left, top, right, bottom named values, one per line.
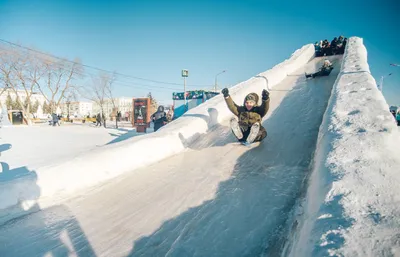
left=222, top=88, right=270, bottom=144
left=151, top=106, right=168, bottom=132
left=314, top=41, right=323, bottom=57
left=305, top=59, right=334, bottom=78
left=321, top=39, right=331, bottom=56
left=330, top=37, right=338, bottom=55
left=51, top=113, right=60, bottom=126
left=96, top=113, right=102, bottom=127
left=338, top=37, right=347, bottom=54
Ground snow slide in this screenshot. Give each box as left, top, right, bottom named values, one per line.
left=0, top=56, right=342, bottom=256
left=0, top=44, right=316, bottom=217
left=286, top=37, right=400, bottom=257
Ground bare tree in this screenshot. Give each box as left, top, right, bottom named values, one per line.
left=35, top=55, right=83, bottom=114
left=0, top=45, right=41, bottom=125
left=148, top=92, right=158, bottom=115
left=0, top=87, right=7, bottom=97
left=104, top=73, right=118, bottom=128
left=81, top=72, right=112, bottom=128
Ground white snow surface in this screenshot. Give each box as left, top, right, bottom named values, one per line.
left=0, top=44, right=315, bottom=213
left=0, top=124, right=140, bottom=170
left=287, top=37, right=400, bottom=257
left=0, top=54, right=340, bottom=257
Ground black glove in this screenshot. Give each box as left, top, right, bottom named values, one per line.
left=222, top=88, right=229, bottom=98
left=262, top=89, right=269, bottom=100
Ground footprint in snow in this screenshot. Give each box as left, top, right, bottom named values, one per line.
left=348, top=110, right=360, bottom=116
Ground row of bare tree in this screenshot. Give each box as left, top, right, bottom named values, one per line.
left=0, top=44, right=119, bottom=126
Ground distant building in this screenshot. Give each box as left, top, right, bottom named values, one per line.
left=60, top=101, right=93, bottom=118
left=92, top=97, right=133, bottom=120
left=0, top=88, right=47, bottom=108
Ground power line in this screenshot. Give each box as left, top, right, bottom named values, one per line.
left=0, top=38, right=212, bottom=88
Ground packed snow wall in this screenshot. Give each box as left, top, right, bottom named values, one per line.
left=287, top=37, right=400, bottom=256
left=0, top=44, right=315, bottom=219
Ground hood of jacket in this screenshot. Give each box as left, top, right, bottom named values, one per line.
left=243, top=93, right=259, bottom=106
left=157, top=106, right=164, bottom=112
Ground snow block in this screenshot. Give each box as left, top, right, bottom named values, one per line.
left=288, top=37, right=400, bottom=256
left=0, top=44, right=315, bottom=220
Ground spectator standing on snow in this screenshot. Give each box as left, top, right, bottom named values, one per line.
left=151, top=106, right=168, bottom=132
left=96, top=113, right=102, bottom=127
left=51, top=113, right=60, bottom=126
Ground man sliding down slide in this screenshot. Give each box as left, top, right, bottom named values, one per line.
left=305, top=59, right=334, bottom=78
left=222, top=87, right=270, bottom=145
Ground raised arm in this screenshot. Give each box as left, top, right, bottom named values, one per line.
left=258, top=89, right=270, bottom=118
left=222, top=88, right=239, bottom=116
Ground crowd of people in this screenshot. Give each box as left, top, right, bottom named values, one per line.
left=315, top=36, right=347, bottom=56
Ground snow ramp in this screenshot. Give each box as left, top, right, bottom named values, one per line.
left=0, top=43, right=317, bottom=214
left=0, top=55, right=343, bottom=256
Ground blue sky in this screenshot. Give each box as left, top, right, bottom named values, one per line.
left=1, top=0, right=399, bottom=105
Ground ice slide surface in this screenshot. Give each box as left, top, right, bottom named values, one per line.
left=0, top=56, right=342, bottom=257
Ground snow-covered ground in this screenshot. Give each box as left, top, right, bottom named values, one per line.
left=287, top=37, right=400, bottom=257
left=0, top=122, right=154, bottom=222
left=0, top=122, right=147, bottom=171
left=0, top=55, right=341, bottom=257
left=0, top=122, right=149, bottom=170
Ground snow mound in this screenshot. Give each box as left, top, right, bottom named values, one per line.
left=288, top=37, right=400, bottom=257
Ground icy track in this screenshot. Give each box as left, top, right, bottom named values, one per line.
left=0, top=56, right=342, bottom=257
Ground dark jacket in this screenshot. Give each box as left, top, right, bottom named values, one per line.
left=151, top=106, right=168, bottom=131
left=330, top=38, right=338, bottom=49
left=225, top=93, right=270, bottom=130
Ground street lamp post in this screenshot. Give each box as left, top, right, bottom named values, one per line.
left=214, top=70, right=226, bottom=92
left=182, top=69, right=189, bottom=111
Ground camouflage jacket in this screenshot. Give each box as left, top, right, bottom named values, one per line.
left=225, top=96, right=270, bottom=129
